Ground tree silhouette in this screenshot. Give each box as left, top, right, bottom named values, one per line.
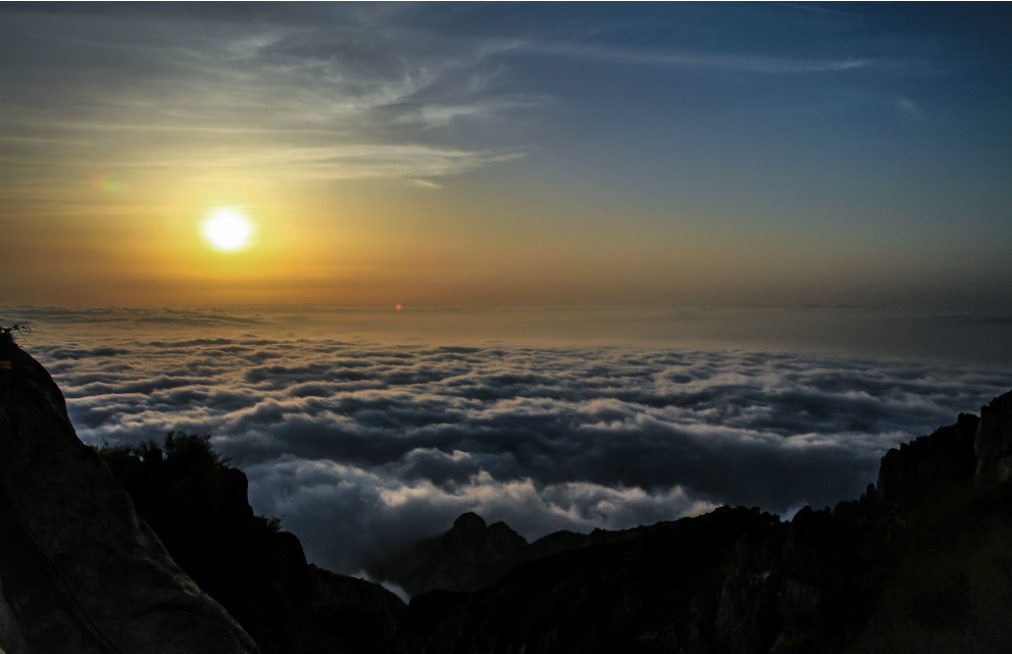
left=0, top=318, right=33, bottom=344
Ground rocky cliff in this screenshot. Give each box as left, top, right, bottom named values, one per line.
left=875, top=412, right=978, bottom=504
left=975, top=390, right=1012, bottom=483
left=369, top=511, right=530, bottom=595
left=391, top=390, right=1012, bottom=653
left=0, top=334, right=258, bottom=653
left=94, top=434, right=406, bottom=654
left=0, top=337, right=406, bottom=654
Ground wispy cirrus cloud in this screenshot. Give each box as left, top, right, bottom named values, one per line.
left=521, top=41, right=877, bottom=75
left=0, top=5, right=534, bottom=186
left=151, top=144, right=526, bottom=181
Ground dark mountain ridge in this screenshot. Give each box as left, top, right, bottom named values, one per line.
left=2, top=336, right=1011, bottom=653
left=390, top=390, right=1012, bottom=653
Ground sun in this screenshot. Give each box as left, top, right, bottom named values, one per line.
left=203, top=208, right=253, bottom=252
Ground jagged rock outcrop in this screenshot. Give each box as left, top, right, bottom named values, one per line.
left=875, top=389, right=1012, bottom=500
left=1, top=338, right=408, bottom=654
left=397, top=390, right=1012, bottom=654
left=975, top=390, right=1012, bottom=483
left=375, top=512, right=658, bottom=597
left=0, top=337, right=258, bottom=653
left=97, top=436, right=407, bottom=654
left=372, top=511, right=529, bottom=595
left=306, top=565, right=406, bottom=654
left=404, top=507, right=780, bottom=654
left=99, top=443, right=310, bottom=654
left=876, top=412, right=978, bottom=504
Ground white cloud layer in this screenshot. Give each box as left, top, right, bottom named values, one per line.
left=10, top=304, right=1009, bottom=575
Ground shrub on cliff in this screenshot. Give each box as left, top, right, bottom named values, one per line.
left=0, top=318, right=32, bottom=344
left=95, top=430, right=232, bottom=477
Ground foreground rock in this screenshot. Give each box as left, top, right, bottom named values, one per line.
left=0, top=335, right=258, bottom=653
left=97, top=435, right=407, bottom=654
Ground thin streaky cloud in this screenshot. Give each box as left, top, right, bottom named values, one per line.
left=0, top=10, right=537, bottom=184
left=520, top=41, right=876, bottom=75
left=98, top=144, right=526, bottom=180
left=893, top=96, right=927, bottom=121
left=776, top=2, right=878, bottom=21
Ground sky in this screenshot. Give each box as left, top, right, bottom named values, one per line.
left=1, top=2, right=1010, bottom=309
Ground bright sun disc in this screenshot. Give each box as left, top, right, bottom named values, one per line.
left=203, top=209, right=253, bottom=251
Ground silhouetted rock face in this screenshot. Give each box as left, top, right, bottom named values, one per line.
left=0, top=338, right=258, bottom=654
left=376, top=511, right=530, bottom=595
left=399, top=390, right=1012, bottom=654
left=103, top=438, right=407, bottom=654
left=876, top=412, right=979, bottom=504
left=452, top=510, right=487, bottom=533
left=0, top=571, right=28, bottom=654
left=109, top=459, right=308, bottom=654
left=376, top=512, right=647, bottom=597
left=307, top=565, right=406, bottom=654
left=407, top=507, right=782, bottom=654
left=975, top=390, right=1012, bottom=482
left=875, top=389, right=1012, bottom=502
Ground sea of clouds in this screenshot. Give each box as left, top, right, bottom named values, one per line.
left=7, top=304, right=1010, bottom=579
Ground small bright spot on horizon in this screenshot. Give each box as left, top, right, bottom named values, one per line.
left=203, top=208, right=253, bottom=252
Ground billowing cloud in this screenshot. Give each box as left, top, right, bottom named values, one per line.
left=13, top=305, right=1009, bottom=577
